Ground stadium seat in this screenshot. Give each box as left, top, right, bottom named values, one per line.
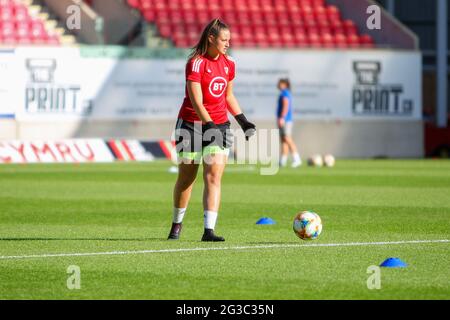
left=343, top=19, right=358, bottom=35
left=346, top=34, right=360, bottom=48
left=360, top=34, right=374, bottom=48
left=127, top=0, right=140, bottom=9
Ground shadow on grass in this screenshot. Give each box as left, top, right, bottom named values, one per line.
left=0, top=238, right=306, bottom=245
left=0, top=237, right=165, bottom=242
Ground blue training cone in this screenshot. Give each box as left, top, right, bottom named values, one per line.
left=256, top=217, right=276, bottom=225
left=380, top=257, right=407, bottom=268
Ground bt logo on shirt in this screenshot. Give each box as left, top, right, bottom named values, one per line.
left=209, top=77, right=228, bottom=98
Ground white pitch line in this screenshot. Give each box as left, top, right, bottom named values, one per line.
left=0, top=239, right=448, bottom=261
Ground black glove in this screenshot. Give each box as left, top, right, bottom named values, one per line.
left=235, top=113, right=256, bottom=141
left=202, top=121, right=223, bottom=145
left=202, top=121, right=219, bottom=133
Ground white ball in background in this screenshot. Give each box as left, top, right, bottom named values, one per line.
left=323, top=154, right=336, bottom=167
left=168, top=166, right=179, bottom=173
left=308, top=154, right=323, bottom=167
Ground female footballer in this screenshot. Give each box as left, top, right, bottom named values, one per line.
left=277, top=78, right=301, bottom=168
left=168, top=19, right=256, bottom=241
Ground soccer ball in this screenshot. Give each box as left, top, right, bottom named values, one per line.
left=323, top=154, right=335, bottom=167
left=307, top=154, right=323, bottom=167
left=293, top=211, right=323, bottom=240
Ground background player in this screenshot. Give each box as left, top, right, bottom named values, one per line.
left=277, top=78, right=301, bottom=168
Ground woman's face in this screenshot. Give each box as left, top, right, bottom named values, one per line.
left=278, top=81, right=287, bottom=90
left=210, top=29, right=230, bottom=55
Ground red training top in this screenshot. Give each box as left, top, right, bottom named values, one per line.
left=178, top=53, right=236, bottom=124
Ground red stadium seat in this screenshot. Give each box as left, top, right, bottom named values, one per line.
left=254, top=25, right=266, bottom=43
left=247, top=0, right=260, bottom=13
left=168, top=10, right=183, bottom=24
left=143, top=9, right=156, bottom=22
left=1, top=7, right=13, bottom=21
left=343, top=19, right=358, bottom=35
left=321, top=33, right=335, bottom=48
left=306, top=25, right=319, bottom=35
left=197, top=11, right=210, bottom=24
left=182, top=10, right=196, bottom=24
left=47, top=34, right=61, bottom=45
left=13, top=5, right=29, bottom=22
left=335, top=34, right=348, bottom=48
left=308, top=32, right=322, bottom=47
left=346, top=34, right=360, bottom=48
left=167, top=0, right=181, bottom=10
left=259, top=0, right=273, bottom=13
left=236, top=11, right=250, bottom=23
left=157, top=23, right=171, bottom=38
left=319, top=25, right=331, bottom=35
left=127, top=0, right=140, bottom=9
left=280, top=25, right=293, bottom=35
left=153, top=0, right=167, bottom=11
left=295, top=37, right=310, bottom=48
left=205, top=0, right=220, bottom=12
left=239, top=26, right=253, bottom=42
left=360, top=34, right=374, bottom=48
left=231, top=38, right=243, bottom=48
left=155, top=10, right=170, bottom=23
left=326, top=5, right=341, bottom=21
left=281, top=31, right=296, bottom=47
left=249, top=11, right=263, bottom=24
left=312, top=0, right=325, bottom=7
left=140, top=0, right=152, bottom=10
left=224, top=12, right=237, bottom=25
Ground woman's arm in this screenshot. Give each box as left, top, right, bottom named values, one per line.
left=187, top=80, right=212, bottom=123
left=278, top=97, right=289, bottom=127
left=225, top=81, right=243, bottom=116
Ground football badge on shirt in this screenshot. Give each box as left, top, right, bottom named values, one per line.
left=224, top=67, right=229, bottom=75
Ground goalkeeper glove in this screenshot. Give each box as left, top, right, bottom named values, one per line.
left=202, top=121, right=223, bottom=145
left=234, top=113, right=256, bottom=141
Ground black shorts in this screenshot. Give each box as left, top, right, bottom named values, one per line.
left=174, top=119, right=232, bottom=159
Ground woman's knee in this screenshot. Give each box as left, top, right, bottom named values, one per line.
left=204, top=169, right=223, bottom=187
left=176, top=167, right=198, bottom=188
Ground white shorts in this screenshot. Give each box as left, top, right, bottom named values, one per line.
left=279, top=121, right=293, bottom=138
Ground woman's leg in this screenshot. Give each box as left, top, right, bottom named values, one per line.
left=285, top=136, right=299, bottom=155
left=201, top=153, right=227, bottom=241
left=173, top=161, right=200, bottom=208
left=284, top=122, right=301, bottom=167
left=285, top=136, right=301, bottom=167
left=280, top=138, right=289, bottom=167
left=168, top=161, right=199, bottom=240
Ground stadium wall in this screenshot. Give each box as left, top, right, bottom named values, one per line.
left=0, top=46, right=423, bottom=159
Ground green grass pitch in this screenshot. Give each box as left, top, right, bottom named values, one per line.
left=0, top=160, right=449, bottom=299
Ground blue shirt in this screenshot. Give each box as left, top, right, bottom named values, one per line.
left=277, top=89, right=293, bottom=122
